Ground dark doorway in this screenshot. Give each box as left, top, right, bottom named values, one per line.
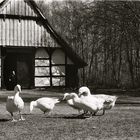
left=66, top=65, right=78, bottom=89
left=3, top=53, right=16, bottom=90
left=3, top=49, right=34, bottom=90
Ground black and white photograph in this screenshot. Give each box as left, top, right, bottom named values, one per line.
left=0, top=0, right=140, bottom=139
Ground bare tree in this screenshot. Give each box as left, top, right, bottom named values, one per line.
left=37, top=0, right=140, bottom=89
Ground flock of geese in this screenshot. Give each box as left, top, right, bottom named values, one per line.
left=6, top=84, right=118, bottom=122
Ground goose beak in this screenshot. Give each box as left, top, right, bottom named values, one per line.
left=62, top=96, right=66, bottom=101
left=18, top=85, right=22, bottom=92
left=14, top=84, right=22, bottom=93
left=78, top=92, right=82, bottom=97
left=19, top=88, right=22, bottom=93
left=62, top=93, right=70, bottom=100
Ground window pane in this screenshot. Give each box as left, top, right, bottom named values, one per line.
left=52, top=49, right=65, bottom=64
left=35, top=59, right=49, bottom=66
left=35, top=48, right=49, bottom=58
left=52, top=66, right=65, bottom=76
left=35, top=77, right=50, bottom=86
left=52, top=77, right=65, bottom=86
left=35, top=67, right=50, bottom=76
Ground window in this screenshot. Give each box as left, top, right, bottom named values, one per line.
left=34, top=48, right=67, bottom=87
left=51, top=49, right=66, bottom=86
left=35, top=48, right=50, bottom=87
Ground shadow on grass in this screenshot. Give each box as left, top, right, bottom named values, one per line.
left=22, top=113, right=32, bottom=116
left=23, top=113, right=88, bottom=119
left=0, top=118, right=10, bottom=122
left=62, top=116, right=88, bottom=119
left=42, top=114, right=89, bottom=119
left=23, top=113, right=104, bottom=119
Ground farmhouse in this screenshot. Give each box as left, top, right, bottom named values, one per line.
left=0, top=0, right=86, bottom=89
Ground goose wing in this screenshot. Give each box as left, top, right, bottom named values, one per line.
left=6, top=96, right=18, bottom=113
left=14, top=96, right=24, bottom=111
left=36, top=97, right=58, bottom=110
left=94, top=94, right=117, bottom=101
left=67, top=99, right=82, bottom=111
left=74, top=96, right=103, bottom=113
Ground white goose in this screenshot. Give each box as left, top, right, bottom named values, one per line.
left=6, top=84, right=25, bottom=122
left=63, top=93, right=83, bottom=114
left=64, top=92, right=105, bottom=117
left=78, top=86, right=118, bottom=115
left=30, top=97, right=60, bottom=114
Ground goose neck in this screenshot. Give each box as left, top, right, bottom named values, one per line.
left=86, top=89, right=91, bottom=96
left=14, top=92, right=20, bottom=98
left=72, top=93, right=80, bottom=102
left=30, top=101, right=37, bottom=112
left=32, top=101, right=37, bottom=107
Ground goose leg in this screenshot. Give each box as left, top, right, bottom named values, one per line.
left=47, top=111, right=51, bottom=116
left=11, top=112, right=17, bottom=122
left=92, top=112, right=96, bottom=116
left=77, top=112, right=86, bottom=118
left=19, top=111, right=25, bottom=121
left=78, top=109, right=82, bottom=114
left=102, top=109, right=105, bottom=115
left=86, top=113, right=93, bottom=119
left=44, top=111, right=51, bottom=116
left=79, top=112, right=85, bottom=116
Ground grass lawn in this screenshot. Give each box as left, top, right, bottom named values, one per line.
left=0, top=100, right=140, bottom=140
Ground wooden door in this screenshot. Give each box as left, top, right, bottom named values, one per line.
left=66, top=65, right=79, bottom=89
left=16, top=54, right=33, bottom=89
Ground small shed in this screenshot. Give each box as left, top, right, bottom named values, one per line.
left=0, top=0, right=87, bottom=89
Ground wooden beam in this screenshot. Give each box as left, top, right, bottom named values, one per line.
left=0, top=14, right=41, bottom=21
